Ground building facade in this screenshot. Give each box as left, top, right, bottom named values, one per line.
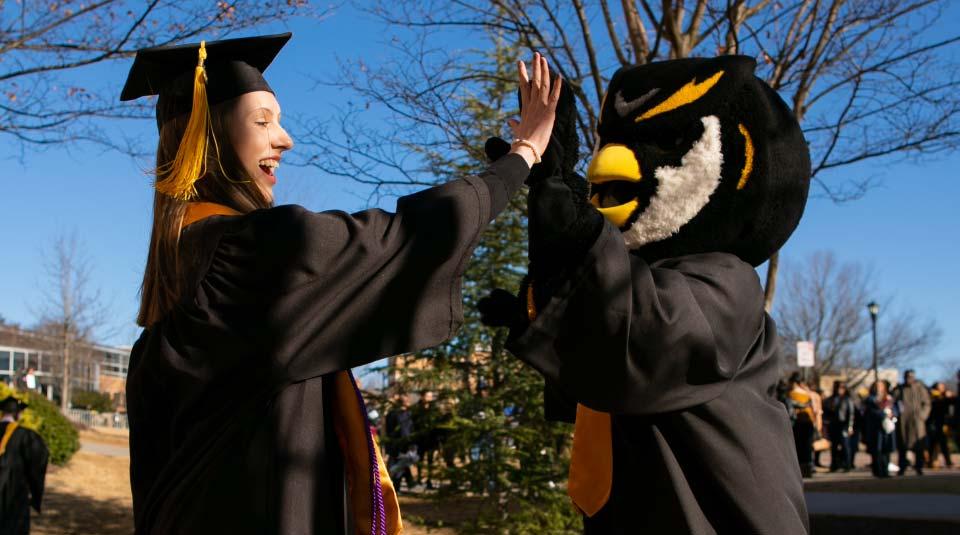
left=0, top=325, right=130, bottom=410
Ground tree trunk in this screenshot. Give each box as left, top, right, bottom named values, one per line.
left=60, top=338, right=71, bottom=411
left=764, top=250, right=779, bottom=312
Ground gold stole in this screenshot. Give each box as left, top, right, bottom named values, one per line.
left=568, top=405, right=613, bottom=516
left=0, top=421, right=19, bottom=456
left=526, top=284, right=612, bottom=517
left=182, top=202, right=403, bottom=534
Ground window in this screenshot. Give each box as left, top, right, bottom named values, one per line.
left=101, top=364, right=129, bottom=377
left=27, top=352, right=38, bottom=370
left=0, top=351, right=9, bottom=372
left=13, top=352, right=25, bottom=372
left=39, top=354, right=51, bottom=373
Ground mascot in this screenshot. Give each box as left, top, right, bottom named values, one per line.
left=481, top=55, right=811, bottom=534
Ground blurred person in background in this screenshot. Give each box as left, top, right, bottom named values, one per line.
left=954, top=370, right=960, bottom=464
left=788, top=373, right=816, bottom=478
left=894, top=370, right=931, bottom=475
left=864, top=380, right=897, bottom=478
left=0, top=396, right=48, bottom=535
left=824, top=381, right=856, bottom=472
left=928, top=382, right=953, bottom=468
left=386, top=394, right=416, bottom=492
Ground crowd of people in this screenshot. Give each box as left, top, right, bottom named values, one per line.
left=779, top=369, right=959, bottom=478
left=376, top=389, right=531, bottom=494
left=379, top=392, right=454, bottom=493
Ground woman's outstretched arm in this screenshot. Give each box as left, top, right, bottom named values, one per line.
left=165, top=54, right=563, bottom=384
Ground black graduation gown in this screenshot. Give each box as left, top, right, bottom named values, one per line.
left=126, top=155, right=529, bottom=535
left=507, top=223, right=809, bottom=534
left=0, top=422, right=48, bottom=535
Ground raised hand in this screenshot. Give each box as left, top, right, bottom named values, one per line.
left=507, top=53, right=562, bottom=168
left=526, top=74, right=578, bottom=185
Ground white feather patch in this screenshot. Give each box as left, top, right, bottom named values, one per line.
left=622, top=115, right=724, bottom=250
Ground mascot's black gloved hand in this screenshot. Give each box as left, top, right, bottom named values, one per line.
left=479, top=74, right=600, bottom=332
left=477, top=288, right=527, bottom=331
left=523, top=80, right=603, bottom=313
left=477, top=176, right=603, bottom=330
left=525, top=81, right=603, bottom=287
left=525, top=172, right=604, bottom=314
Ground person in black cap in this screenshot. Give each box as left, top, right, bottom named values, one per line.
left=0, top=396, right=49, bottom=535
left=122, top=32, right=561, bottom=534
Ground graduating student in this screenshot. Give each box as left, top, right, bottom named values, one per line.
left=122, top=33, right=560, bottom=534
left=0, top=396, right=49, bottom=535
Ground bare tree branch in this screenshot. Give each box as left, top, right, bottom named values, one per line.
left=31, top=232, right=112, bottom=410
left=0, top=0, right=326, bottom=150
left=296, top=0, right=960, bottom=310
left=599, top=0, right=630, bottom=65
left=775, top=251, right=941, bottom=382
left=621, top=0, right=651, bottom=63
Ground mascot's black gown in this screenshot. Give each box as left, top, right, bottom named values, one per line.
left=127, top=155, right=529, bottom=534
left=508, top=225, right=807, bottom=533
left=485, top=55, right=810, bottom=534
left=0, top=422, right=47, bottom=535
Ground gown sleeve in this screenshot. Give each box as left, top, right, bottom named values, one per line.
left=168, top=155, right=529, bottom=384
left=506, top=221, right=767, bottom=415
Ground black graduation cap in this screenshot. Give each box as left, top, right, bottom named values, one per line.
left=121, top=32, right=290, bottom=127
left=119, top=33, right=291, bottom=200
left=0, top=395, right=28, bottom=414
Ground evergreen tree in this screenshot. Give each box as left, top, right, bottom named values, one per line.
left=375, top=38, right=580, bottom=534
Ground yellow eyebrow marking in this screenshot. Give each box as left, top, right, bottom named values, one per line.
left=737, top=123, right=754, bottom=190
left=635, top=71, right=725, bottom=122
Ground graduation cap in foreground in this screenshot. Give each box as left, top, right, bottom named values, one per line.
left=120, top=33, right=291, bottom=200
left=0, top=396, right=28, bottom=415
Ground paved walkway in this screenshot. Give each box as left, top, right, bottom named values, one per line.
left=806, top=491, right=960, bottom=521
left=80, top=439, right=129, bottom=457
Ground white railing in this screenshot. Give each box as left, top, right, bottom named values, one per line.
left=64, top=408, right=129, bottom=429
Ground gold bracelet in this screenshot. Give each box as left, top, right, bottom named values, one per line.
left=512, top=138, right=542, bottom=164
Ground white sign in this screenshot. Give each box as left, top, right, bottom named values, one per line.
left=797, top=341, right=815, bottom=368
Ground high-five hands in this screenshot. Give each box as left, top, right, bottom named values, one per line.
left=506, top=53, right=562, bottom=169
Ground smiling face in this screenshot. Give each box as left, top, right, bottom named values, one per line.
left=588, top=56, right=810, bottom=266
left=228, top=91, right=294, bottom=203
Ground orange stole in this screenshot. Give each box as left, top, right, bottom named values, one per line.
left=182, top=201, right=241, bottom=227
left=332, top=372, right=402, bottom=535
left=526, top=284, right=613, bottom=517
left=181, top=202, right=402, bottom=533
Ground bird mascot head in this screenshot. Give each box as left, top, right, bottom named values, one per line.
left=588, top=55, right=811, bottom=266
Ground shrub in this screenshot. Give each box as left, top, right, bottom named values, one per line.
left=71, top=389, right=115, bottom=412
left=0, top=385, right=80, bottom=465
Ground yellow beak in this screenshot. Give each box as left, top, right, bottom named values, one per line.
left=587, top=144, right=642, bottom=228
left=590, top=195, right=639, bottom=228
left=586, top=144, right=642, bottom=185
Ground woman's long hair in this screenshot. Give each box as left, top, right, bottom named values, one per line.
left=137, top=95, right=273, bottom=327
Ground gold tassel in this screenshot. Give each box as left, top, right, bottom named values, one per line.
left=155, top=41, right=211, bottom=200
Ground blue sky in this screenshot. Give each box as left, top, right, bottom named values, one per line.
left=0, top=5, right=957, bottom=384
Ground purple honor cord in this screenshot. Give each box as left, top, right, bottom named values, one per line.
left=349, top=372, right=387, bottom=535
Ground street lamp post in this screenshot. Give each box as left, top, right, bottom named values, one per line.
left=867, top=301, right=880, bottom=385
